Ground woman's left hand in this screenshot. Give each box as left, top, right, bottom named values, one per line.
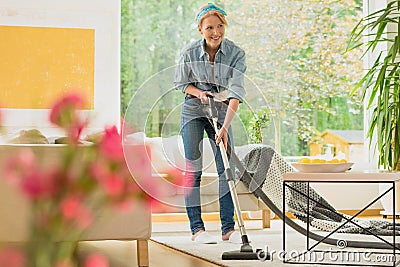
left=215, top=126, right=228, bottom=149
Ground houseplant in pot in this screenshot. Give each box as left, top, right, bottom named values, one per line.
left=346, top=0, right=400, bottom=216
left=347, top=0, right=400, bottom=170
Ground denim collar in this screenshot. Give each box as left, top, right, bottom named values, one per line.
left=199, top=38, right=226, bottom=59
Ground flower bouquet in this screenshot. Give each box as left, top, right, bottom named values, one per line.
left=0, top=93, right=188, bottom=267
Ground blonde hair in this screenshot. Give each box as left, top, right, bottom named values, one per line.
left=196, top=4, right=228, bottom=29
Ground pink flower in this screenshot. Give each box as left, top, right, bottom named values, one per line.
left=68, top=119, right=88, bottom=143
left=0, top=247, right=26, bottom=267
left=60, top=196, right=83, bottom=219
left=60, top=196, right=92, bottom=229
left=49, top=93, right=85, bottom=126
left=85, top=253, right=109, bottom=267
left=20, top=169, right=59, bottom=200
left=5, top=150, right=59, bottom=200
left=20, top=171, right=47, bottom=199
left=4, top=149, right=36, bottom=187
left=102, top=174, right=124, bottom=196
left=90, top=162, right=110, bottom=182
left=100, top=126, right=124, bottom=161
left=49, top=93, right=87, bottom=142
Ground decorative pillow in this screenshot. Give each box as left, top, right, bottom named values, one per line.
left=124, top=132, right=166, bottom=173
left=145, top=136, right=175, bottom=174
left=125, top=133, right=185, bottom=173
left=9, top=129, right=49, bottom=144
left=159, top=135, right=186, bottom=170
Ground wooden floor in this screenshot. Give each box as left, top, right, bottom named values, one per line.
left=77, top=238, right=220, bottom=267
left=149, top=240, right=219, bottom=267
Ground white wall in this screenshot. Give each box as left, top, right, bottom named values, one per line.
left=0, top=0, right=120, bottom=135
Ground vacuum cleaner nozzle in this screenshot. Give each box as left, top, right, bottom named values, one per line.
left=222, top=244, right=271, bottom=261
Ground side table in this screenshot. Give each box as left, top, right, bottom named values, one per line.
left=282, top=171, right=400, bottom=266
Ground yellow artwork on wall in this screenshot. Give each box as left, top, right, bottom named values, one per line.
left=0, top=25, right=94, bottom=109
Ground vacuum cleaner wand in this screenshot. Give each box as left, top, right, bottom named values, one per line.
left=206, top=95, right=270, bottom=261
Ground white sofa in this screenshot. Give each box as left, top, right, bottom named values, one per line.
left=0, top=145, right=151, bottom=267
left=126, top=133, right=272, bottom=228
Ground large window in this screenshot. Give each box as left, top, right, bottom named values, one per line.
left=121, top=0, right=364, bottom=157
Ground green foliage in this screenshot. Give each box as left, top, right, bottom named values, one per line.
left=249, top=108, right=271, bottom=144
left=227, top=0, right=363, bottom=156
left=121, top=0, right=203, bottom=114
left=347, top=1, right=400, bottom=170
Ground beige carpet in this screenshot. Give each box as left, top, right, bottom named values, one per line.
left=151, top=219, right=399, bottom=267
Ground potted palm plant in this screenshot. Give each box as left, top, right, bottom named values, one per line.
left=347, top=0, right=400, bottom=170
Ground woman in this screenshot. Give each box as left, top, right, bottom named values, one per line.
left=174, top=3, right=246, bottom=244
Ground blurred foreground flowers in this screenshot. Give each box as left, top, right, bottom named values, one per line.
left=0, top=93, right=189, bottom=267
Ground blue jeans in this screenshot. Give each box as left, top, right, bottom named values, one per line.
left=180, top=96, right=235, bottom=236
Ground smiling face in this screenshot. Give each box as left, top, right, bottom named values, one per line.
left=198, top=14, right=225, bottom=52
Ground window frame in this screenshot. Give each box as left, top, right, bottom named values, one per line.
left=363, top=0, right=388, bottom=167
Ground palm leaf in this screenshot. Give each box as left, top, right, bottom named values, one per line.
left=347, top=1, right=400, bottom=169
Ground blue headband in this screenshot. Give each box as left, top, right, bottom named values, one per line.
left=195, top=3, right=227, bottom=25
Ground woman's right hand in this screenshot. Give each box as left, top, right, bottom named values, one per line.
left=199, top=91, right=214, bottom=104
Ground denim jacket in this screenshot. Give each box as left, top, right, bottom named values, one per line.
left=174, top=38, right=246, bottom=102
